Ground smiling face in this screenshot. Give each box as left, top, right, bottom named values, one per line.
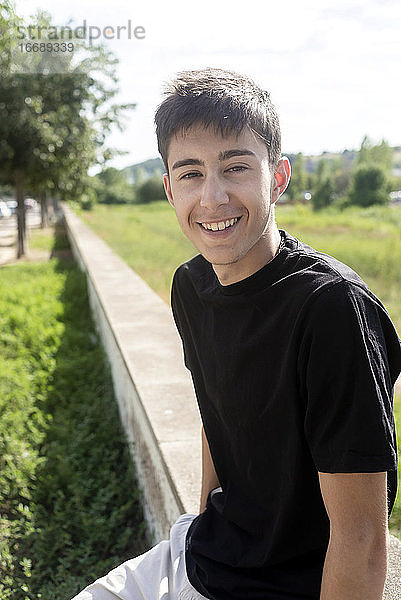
left=163, top=124, right=290, bottom=285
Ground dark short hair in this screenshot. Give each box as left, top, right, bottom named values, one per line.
left=155, top=67, right=281, bottom=172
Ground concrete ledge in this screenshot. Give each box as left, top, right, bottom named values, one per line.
left=62, top=204, right=401, bottom=598
left=62, top=204, right=201, bottom=542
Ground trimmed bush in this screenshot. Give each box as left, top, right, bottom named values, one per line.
left=348, top=164, right=389, bottom=207
left=135, top=175, right=165, bottom=204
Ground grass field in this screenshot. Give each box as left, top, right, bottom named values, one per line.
left=78, top=200, right=401, bottom=537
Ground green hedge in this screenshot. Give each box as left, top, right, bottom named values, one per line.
left=0, top=256, right=146, bottom=599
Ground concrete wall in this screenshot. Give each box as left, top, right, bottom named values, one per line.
left=63, top=204, right=201, bottom=542
left=62, top=205, right=401, bottom=598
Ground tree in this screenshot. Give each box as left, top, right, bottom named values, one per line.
left=95, top=167, right=133, bottom=204
left=357, top=136, right=393, bottom=173
left=0, top=1, right=17, bottom=76
left=135, top=174, right=165, bottom=204
left=348, top=165, right=389, bottom=207
left=346, top=136, right=392, bottom=208
left=0, top=2, right=28, bottom=254
left=0, top=9, right=135, bottom=255
left=311, top=177, right=335, bottom=211
left=0, top=74, right=49, bottom=255
left=287, top=153, right=307, bottom=202
left=311, top=159, right=335, bottom=211
left=358, top=135, right=373, bottom=166
left=324, top=155, right=352, bottom=200
left=370, top=140, right=393, bottom=173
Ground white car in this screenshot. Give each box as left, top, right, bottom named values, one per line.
left=0, top=200, right=12, bottom=218
left=6, top=199, right=17, bottom=214
left=25, top=197, right=38, bottom=211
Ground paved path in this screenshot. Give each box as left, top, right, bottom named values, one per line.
left=0, top=210, right=41, bottom=265
left=0, top=215, right=17, bottom=264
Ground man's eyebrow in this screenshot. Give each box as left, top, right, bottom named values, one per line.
left=219, top=149, right=256, bottom=161
left=171, top=158, right=204, bottom=170
left=171, top=149, right=256, bottom=171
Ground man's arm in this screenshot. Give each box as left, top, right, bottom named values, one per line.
left=318, top=471, right=388, bottom=600
left=200, top=426, right=220, bottom=513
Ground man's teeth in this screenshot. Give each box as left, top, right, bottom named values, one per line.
left=201, top=217, right=238, bottom=231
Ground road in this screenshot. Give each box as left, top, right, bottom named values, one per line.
left=0, top=209, right=41, bottom=264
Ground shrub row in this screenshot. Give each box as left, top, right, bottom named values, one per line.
left=0, top=256, right=146, bottom=600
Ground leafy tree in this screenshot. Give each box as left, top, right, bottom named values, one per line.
left=357, top=136, right=393, bottom=173
left=358, top=135, right=373, bottom=166
left=0, top=9, right=135, bottom=255
left=0, top=74, right=49, bottom=255
left=311, top=177, right=335, bottom=211
left=0, top=2, right=27, bottom=252
left=79, top=187, right=97, bottom=210
left=311, top=159, right=335, bottom=211
left=135, top=174, right=165, bottom=204
left=348, top=164, right=389, bottom=207
left=323, top=155, right=351, bottom=200
left=371, top=140, right=393, bottom=173
left=0, top=1, right=18, bottom=75
left=95, top=167, right=133, bottom=204
left=346, top=137, right=392, bottom=208
left=287, top=153, right=307, bottom=202
left=333, top=169, right=352, bottom=199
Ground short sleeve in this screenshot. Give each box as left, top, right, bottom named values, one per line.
left=300, top=280, right=399, bottom=474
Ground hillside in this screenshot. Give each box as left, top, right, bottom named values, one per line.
left=121, top=157, right=164, bottom=183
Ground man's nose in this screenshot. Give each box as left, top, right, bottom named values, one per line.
left=199, top=175, right=229, bottom=210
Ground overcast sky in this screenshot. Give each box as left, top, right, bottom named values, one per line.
left=14, top=0, right=401, bottom=169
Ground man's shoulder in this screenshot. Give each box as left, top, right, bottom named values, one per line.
left=282, top=230, right=370, bottom=292
left=173, top=253, right=212, bottom=291
left=280, top=232, right=392, bottom=333
left=175, top=253, right=207, bottom=275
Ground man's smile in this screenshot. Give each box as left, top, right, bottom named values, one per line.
left=199, top=216, right=241, bottom=231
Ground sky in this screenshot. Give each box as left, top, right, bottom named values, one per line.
left=14, top=0, right=401, bottom=170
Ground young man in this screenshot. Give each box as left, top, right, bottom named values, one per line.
left=74, top=68, right=401, bottom=600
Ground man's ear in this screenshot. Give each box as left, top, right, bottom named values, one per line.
left=163, top=173, right=175, bottom=208
left=272, top=157, right=291, bottom=203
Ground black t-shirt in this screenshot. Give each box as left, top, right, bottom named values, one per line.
left=171, top=230, right=401, bottom=600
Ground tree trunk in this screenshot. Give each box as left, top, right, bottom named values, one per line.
left=40, top=191, right=48, bottom=228
left=52, top=193, right=61, bottom=221
left=14, top=170, right=26, bottom=258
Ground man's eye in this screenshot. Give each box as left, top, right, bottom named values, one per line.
left=226, top=165, right=247, bottom=173
left=180, top=171, right=200, bottom=179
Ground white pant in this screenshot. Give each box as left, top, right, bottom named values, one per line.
left=72, top=514, right=210, bottom=600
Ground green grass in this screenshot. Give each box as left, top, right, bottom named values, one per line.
left=78, top=201, right=401, bottom=538
left=80, top=201, right=197, bottom=303
left=27, top=229, right=55, bottom=252
left=28, top=224, right=70, bottom=253
left=0, top=230, right=146, bottom=600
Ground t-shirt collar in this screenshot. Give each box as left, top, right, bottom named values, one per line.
left=212, top=230, right=294, bottom=296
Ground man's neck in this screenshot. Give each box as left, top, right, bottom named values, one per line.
left=213, top=226, right=282, bottom=286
